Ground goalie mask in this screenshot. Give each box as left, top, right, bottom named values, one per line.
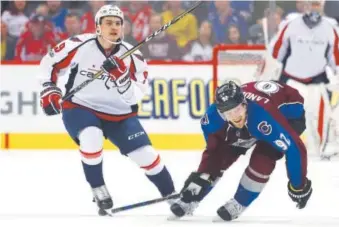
left=95, top=5, right=124, bottom=44
left=303, top=0, right=323, bottom=28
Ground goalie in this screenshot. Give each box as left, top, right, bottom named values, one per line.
left=170, top=81, right=312, bottom=221
left=269, top=0, right=339, bottom=157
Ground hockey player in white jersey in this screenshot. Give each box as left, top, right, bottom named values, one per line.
left=38, top=5, right=175, bottom=215
left=270, top=0, right=339, bottom=156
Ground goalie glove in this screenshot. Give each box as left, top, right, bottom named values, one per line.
left=40, top=82, right=62, bottom=116
left=101, top=56, right=131, bottom=93
left=288, top=178, right=312, bottom=209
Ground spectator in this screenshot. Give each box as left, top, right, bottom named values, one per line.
left=225, top=23, right=246, bottom=44
left=32, top=4, right=55, bottom=35
left=59, top=13, right=82, bottom=41
left=123, top=16, right=138, bottom=46
left=36, top=3, right=49, bottom=17
left=1, top=20, right=16, bottom=60
left=182, top=20, right=213, bottom=62
left=15, top=14, right=56, bottom=61
left=248, top=21, right=264, bottom=44
left=209, top=0, right=248, bottom=44
left=231, top=0, right=254, bottom=22
left=81, top=1, right=106, bottom=33
left=264, top=6, right=284, bottom=36
left=161, top=1, right=198, bottom=48
left=47, top=1, right=68, bottom=33
left=142, top=13, right=181, bottom=60
left=1, top=0, right=28, bottom=38
left=121, top=1, right=153, bottom=42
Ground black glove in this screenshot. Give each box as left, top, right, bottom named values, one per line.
left=180, top=172, right=215, bottom=203
left=288, top=178, right=312, bottom=209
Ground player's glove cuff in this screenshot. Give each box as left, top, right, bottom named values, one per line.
left=288, top=178, right=312, bottom=209
left=180, top=172, right=216, bottom=203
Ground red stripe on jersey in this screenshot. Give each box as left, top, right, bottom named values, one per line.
left=51, top=49, right=77, bottom=84
left=333, top=29, right=339, bottom=65
left=129, top=56, right=137, bottom=81
left=143, top=71, right=148, bottom=83
left=318, top=97, right=325, bottom=142
left=141, top=155, right=161, bottom=170
left=272, top=24, right=289, bottom=59
left=80, top=149, right=102, bottom=159
left=62, top=101, right=138, bottom=121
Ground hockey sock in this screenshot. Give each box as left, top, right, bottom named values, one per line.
left=233, top=167, right=269, bottom=207
left=146, top=166, right=175, bottom=197
left=82, top=161, right=105, bottom=188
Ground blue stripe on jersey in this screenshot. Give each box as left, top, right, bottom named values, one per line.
left=279, top=103, right=304, bottom=119
left=200, top=104, right=226, bottom=142
left=247, top=101, right=303, bottom=187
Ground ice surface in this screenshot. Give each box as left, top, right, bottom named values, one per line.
left=0, top=150, right=338, bottom=227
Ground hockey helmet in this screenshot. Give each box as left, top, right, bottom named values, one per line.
left=95, top=5, right=124, bottom=27
left=95, top=5, right=124, bottom=43
left=215, top=81, right=246, bottom=113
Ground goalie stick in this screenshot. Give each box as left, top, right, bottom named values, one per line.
left=61, top=1, right=204, bottom=103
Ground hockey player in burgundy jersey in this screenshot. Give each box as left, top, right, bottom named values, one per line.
left=170, top=80, right=312, bottom=221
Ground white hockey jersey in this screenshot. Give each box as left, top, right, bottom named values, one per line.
left=270, top=15, right=339, bottom=80
left=39, top=33, right=149, bottom=121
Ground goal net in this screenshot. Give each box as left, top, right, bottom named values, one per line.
left=212, top=44, right=282, bottom=91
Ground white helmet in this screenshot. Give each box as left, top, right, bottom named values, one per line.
left=95, top=5, right=124, bottom=44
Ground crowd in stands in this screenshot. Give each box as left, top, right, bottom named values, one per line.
left=1, top=0, right=338, bottom=62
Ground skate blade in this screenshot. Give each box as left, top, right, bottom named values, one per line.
left=99, top=208, right=113, bottom=217
left=212, top=216, right=224, bottom=222
left=167, top=214, right=181, bottom=221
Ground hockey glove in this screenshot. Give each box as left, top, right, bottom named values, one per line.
left=40, top=82, right=62, bottom=116
left=101, top=56, right=131, bottom=92
left=288, top=178, right=312, bottom=209
left=180, top=172, right=215, bottom=203
left=170, top=172, right=215, bottom=218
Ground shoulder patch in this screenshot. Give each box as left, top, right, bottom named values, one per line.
left=257, top=121, right=272, bottom=135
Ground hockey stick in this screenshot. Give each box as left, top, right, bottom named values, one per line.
left=108, top=193, right=180, bottom=214
left=61, top=1, right=204, bottom=102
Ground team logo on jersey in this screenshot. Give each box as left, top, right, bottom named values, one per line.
left=200, top=114, right=209, bottom=125
left=254, top=81, right=282, bottom=96
left=257, top=121, right=272, bottom=135
left=232, top=138, right=257, bottom=149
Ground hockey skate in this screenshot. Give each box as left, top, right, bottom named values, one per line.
left=215, top=198, right=246, bottom=221
left=92, top=185, right=113, bottom=216
left=168, top=199, right=199, bottom=220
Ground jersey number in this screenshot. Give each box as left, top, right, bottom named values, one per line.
left=274, top=133, right=291, bottom=151
left=53, top=42, right=65, bottom=53
left=254, top=81, right=282, bottom=95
